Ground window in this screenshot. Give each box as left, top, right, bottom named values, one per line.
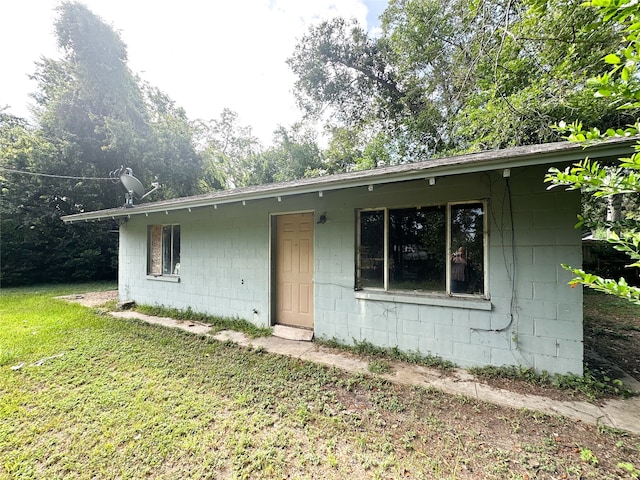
left=356, top=202, right=486, bottom=295
left=148, top=224, right=181, bottom=276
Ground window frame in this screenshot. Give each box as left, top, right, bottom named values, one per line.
left=356, top=201, right=488, bottom=298
left=147, top=224, right=181, bottom=279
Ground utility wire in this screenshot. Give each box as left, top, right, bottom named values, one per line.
left=0, top=166, right=114, bottom=181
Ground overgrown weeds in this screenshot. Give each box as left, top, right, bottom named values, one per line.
left=317, top=338, right=456, bottom=371
left=135, top=304, right=272, bottom=338
left=368, top=359, right=394, bottom=375
left=469, top=365, right=634, bottom=400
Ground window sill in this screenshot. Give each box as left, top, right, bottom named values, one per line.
left=146, top=275, right=180, bottom=283
left=354, top=290, right=492, bottom=310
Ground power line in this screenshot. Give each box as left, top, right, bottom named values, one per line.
left=0, top=166, right=114, bottom=181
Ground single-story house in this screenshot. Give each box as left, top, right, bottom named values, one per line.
left=62, top=138, right=635, bottom=375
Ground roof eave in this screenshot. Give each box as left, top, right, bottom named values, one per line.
left=61, top=138, right=636, bottom=224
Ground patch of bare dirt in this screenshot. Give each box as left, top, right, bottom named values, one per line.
left=57, top=290, right=118, bottom=308
left=334, top=380, right=640, bottom=479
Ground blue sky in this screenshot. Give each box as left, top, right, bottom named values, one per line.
left=365, top=0, right=388, bottom=29
left=1, top=0, right=388, bottom=144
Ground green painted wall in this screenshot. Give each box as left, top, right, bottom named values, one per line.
left=119, top=164, right=583, bottom=374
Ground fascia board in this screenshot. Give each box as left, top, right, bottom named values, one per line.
left=61, top=138, right=636, bottom=224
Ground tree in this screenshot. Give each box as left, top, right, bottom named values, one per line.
left=139, top=81, right=204, bottom=199
left=195, top=112, right=324, bottom=189
left=1, top=2, right=203, bottom=285
left=450, top=0, right=633, bottom=151
left=253, top=124, right=324, bottom=184
left=321, top=127, right=364, bottom=174
left=32, top=2, right=149, bottom=184
left=380, top=0, right=491, bottom=149
left=196, top=109, right=261, bottom=189
left=289, top=0, right=634, bottom=161
left=288, top=17, right=444, bottom=163
left=546, top=0, right=640, bottom=304
left=289, top=18, right=404, bottom=127
left=30, top=2, right=203, bottom=201
left=0, top=112, right=117, bottom=285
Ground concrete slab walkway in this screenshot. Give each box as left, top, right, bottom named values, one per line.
left=110, top=310, right=640, bottom=436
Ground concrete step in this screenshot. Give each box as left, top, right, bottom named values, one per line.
left=273, top=324, right=314, bottom=341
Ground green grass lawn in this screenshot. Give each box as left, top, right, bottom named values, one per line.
left=1, top=284, right=639, bottom=479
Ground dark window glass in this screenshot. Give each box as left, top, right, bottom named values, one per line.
left=450, top=203, right=484, bottom=295
left=358, top=210, right=384, bottom=288
left=389, top=207, right=446, bottom=291
left=356, top=203, right=485, bottom=296
left=172, top=225, right=181, bottom=275
left=162, top=225, right=173, bottom=275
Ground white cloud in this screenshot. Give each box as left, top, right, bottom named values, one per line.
left=0, top=0, right=379, bottom=144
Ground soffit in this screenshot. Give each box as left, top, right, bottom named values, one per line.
left=61, top=138, right=635, bottom=223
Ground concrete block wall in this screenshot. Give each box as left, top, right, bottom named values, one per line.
left=119, top=206, right=272, bottom=327
left=311, top=167, right=583, bottom=375
left=119, top=164, right=583, bottom=375
left=489, top=167, right=582, bottom=374
left=314, top=175, right=496, bottom=365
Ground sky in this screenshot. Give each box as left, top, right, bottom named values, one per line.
left=1, top=0, right=388, bottom=144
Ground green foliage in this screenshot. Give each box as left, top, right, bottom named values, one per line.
left=289, top=0, right=632, bottom=163
left=0, top=112, right=118, bottom=286
left=563, top=264, right=640, bottom=304
left=1, top=2, right=204, bottom=286
left=321, top=127, right=364, bottom=174
left=547, top=151, right=640, bottom=198
left=288, top=16, right=444, bottom=162
left=368, top=360, right=394, bottom=375
left=545, top=0, right=640, bottom=303
left=320, top=127, right=394, bottom=174
left=288, top=18, right=412, bottom=127
left=195, top=112, right=324, bottom=189
left=138, top=81, right=204, bottom=199
left=33, top=2, right=149, bottom=179
left=550, top=369, right=630, bottom=399
left=195, top=108, right=261, bottom=189
left=470, top=364, right=549, bottom=383
left=317, top=337, right=456, bottom=370
left=469, top=365, right=634, bottom=399
left=135, top=303, right=272, bottom=338
left=580, top=448, right=599, bottom=465
left=256, top=124, right=324, bottom=183
left=450, top=0, right=631, bottom=151
left=618, top=461, right=640, bottom=478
